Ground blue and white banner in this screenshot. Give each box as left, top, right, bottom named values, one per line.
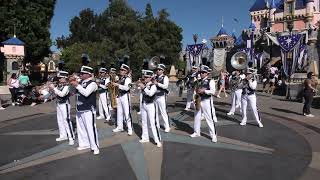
left=277, top=34, right=303, bottom=76
left=186, top=44, right=205, bottom=70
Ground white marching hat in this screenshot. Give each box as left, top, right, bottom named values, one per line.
left=142, top=70, right=154, bottom=77
left=80, top=66, right=94, bottom=74
left=57, top=71, right=69, bottom=78
left=99, top=67, right=107, bottom=73
left=156, top=64, right=166, bottom=71
left=120, top=64, right=130, bottom=72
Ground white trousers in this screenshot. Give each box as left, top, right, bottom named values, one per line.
left=57, top=103, right=74, bottom=140
left=241, top=94, right=262, bottom=124
left=185, top=88, right=195, bottom=109
left=141, top=102, right=161, bottom=143
left=98, top=92, right=111, bottom=119
left=155, top=95, right=170, bottom=130
left=76, top=110, right=99, bottom=150
left=193, top=98, right=217, bottom=137
left=229, top=89, right=242, bottom=113
left=116, top=93, right=133, bottom=132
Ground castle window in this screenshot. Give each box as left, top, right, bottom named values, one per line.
left=12, top=61, right=19, bottom=70
left=287, top=2, right=294, bottom=15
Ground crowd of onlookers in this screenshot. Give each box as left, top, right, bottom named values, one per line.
left=0, top=71, right=56, bottom=110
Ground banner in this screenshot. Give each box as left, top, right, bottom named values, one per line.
left=186, top=43, right=205, bottom=70
left=213, top=49, right=226, bottom=67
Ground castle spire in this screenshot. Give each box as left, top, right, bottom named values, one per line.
left=13, top=24, right=16, bottom=38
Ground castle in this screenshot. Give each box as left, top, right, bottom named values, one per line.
left=250, top=0, right=320, bottom=32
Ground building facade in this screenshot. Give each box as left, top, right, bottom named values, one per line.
left=250, top=0, right=320, bottom=32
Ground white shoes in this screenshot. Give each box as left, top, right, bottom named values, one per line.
left=93, top=149, right=100, bottom=155
left=128, top=130, right=133, bottom=136
left=137, top=111, right=141, bottom=115
left=165, top=128, right=171, bottom=133
left=69, top=139, right=74, bottom=145
left=190, top=133, right=201, bottom=138
left=156, top=142, right=162, bottom=148
left=139, top=139, right=150, bottom=143
left=184, top=108, right=191, bottom=111
left=258, top=123, right=264, bottom=128
left=12, top=103, right=16, bottom=106
left=0, top=107, right=5, bottom=110
left=77, top=146, right=90, bottom=151
left=212, top=136, right=217, bottom=143
left=96, top=116, right=104, bottom=120
left=56, top=137, right=68, bottom=142
left=227, top=112, right=234, bottom=116
left=305, top=114, right=315, bottom=118
left=112, top=128, right=124, bottom=133
left=30, top=102, right=37, bottom=106
left=217, top=95, right=221, bottom=98
left=240, top=122, right=246, bottom=126
left=105, top=116, right=111, bottom=121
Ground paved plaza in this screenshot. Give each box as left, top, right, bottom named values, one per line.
left=0, top=91, right=320, bottom=180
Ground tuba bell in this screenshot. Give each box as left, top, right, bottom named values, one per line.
left=231, top=51, right=248, bottom=70
left=148, top=56, right=160, bottom=70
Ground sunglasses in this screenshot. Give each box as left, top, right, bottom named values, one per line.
left=200, top=72, right=207, bottom=74
left=120, top=69, right=126, bottom=71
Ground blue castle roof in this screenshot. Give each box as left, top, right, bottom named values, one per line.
left=2, top=37, right=25, bottom=46
left=217, top=26, right=228, bottom=36
left=235, top=35, right=245, bottom=46
left=250, top=0, right=308, bottom=12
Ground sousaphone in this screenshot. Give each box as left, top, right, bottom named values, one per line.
left=231, top=51, right=248, bottom=70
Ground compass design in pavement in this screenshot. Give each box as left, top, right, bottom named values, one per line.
left=0, top=107, right=312, bottom=180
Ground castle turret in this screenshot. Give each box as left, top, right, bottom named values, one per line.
left=306, top=0, right=315, bottom=27
left=269, top=0, right=277, bottom=28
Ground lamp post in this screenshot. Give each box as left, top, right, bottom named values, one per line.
left=249, top=23, right=256, bottom=68
left=286, top=15, right=294, bottom=100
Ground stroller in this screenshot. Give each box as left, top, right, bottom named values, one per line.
left=16, top=85, right=38, bottom=106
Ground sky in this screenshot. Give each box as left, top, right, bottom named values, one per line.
left=50, top=0, right=256, bottom=51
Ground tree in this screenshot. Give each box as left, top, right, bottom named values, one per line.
left=0, top=0, right=56, bottom=64
left=58, top=0, right=182, bottom=79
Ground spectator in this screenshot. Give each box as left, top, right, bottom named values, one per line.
left=19, top=70, right=31, bottom=87
left=303, top=72, right=318, bottom=117
left=0, top=96, right=5, bottom=110
left=7, top=73, right=20, bottom=106
left=216, top=70, right=228, bottom=98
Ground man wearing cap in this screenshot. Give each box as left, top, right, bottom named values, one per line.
left=49, top=71, right=75, bottom=145
left=240, top=70, right=263, bottom=128
left=70, top=66, right=100, bottom=155
left=227, top=70, right=243, bottom=116
left=97, top=68, right=111, bottom=122
left=190, top=65, right=218, bottom=143
left=138, top=70, right=162, bottom=147
left=153, top=64, right=171, bottom=132
left=185, top=66, right=199, bottom=111
left=112, top=64, right=133, bottom=136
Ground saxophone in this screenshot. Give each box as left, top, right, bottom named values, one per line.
left=109, top=74, right=119, bottom=109
left=193, top=79, right=201, bottom=111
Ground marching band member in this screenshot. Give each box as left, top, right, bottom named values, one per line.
left=185, top=65, right=198, bottom=111
left=240, top=70, right=263, bottom=128
left=227, top=70, right=243, bottom=116
left=96, top=68, right=111, bottom=122
left=70, top=66, right=100, bottom=155
left=49, top=71, right=74, bottom=145
left=154, top=63, right=171, bottom=133
left=190, top=65, right=218, bottom=143
left=138, top=70, right=162, bottom=147
left=112, top=64, right=133, bottom=136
